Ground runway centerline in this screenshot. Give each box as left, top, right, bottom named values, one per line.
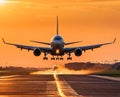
left=53, top=74, right=66, bottom=97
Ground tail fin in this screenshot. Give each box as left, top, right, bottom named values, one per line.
left=56, top=16, right=59, bottom=35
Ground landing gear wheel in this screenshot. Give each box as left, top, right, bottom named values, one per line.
left=51, top=57, right=55, bottom=60
left=60, top=57, right=63, bottom=60
left=67, top=52, right=72, bottom=60
left=43, top=57, right=48, bottom=60
left=67, top=57, right=72, bottom=60
left=56, top=57, right=59, bottom=60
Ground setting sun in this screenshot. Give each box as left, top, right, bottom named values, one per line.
left=0, top=0, right=4, bottom=4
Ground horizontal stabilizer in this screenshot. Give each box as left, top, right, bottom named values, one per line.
left=65, top=41, right=82, bottom=45
left=30, top=40, right=51, bottom=45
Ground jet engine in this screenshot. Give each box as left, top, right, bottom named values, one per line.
left=33, top=48, right=41, bottom=56
left=74, top=48, right=82, bottom=56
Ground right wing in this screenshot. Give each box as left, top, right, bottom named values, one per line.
left=64, top=38, right=116, bottom=53
left=2, top=38, right=51, bottom=52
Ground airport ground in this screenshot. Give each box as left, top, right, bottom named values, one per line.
left=0, top=73, right=120, bottom=97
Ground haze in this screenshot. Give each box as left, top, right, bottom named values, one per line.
left=0, top=0, right=120, bottom=67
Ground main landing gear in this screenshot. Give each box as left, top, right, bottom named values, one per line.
left=51, top=57, right=55, bottom=60
left=43, top=56, right=72, bottom=60
left=67, top=52, right=72, bottom=60
left=43, top=54, right=64, bottom=60
left=51, top=56, right=64, bottom=60
left=43, top=57, right=48, bottom=60
left=42, top=52, right=72, bottom=60
left=43, top=52, right=48, bottom=60
left=67, top=57, right=72, bottom=60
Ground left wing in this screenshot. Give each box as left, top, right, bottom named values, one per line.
left=2, top=38, right=51, bottom=52
left=64, top=38, right=116, bottom=53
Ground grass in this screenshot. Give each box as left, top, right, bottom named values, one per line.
left=94, top=70, right=120, bottom=77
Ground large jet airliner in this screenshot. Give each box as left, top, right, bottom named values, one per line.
left=2, top=16, right=116, bottom=60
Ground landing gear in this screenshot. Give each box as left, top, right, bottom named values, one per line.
left=55, top=57, right=64, bottom=60
left=67, top=52, right=72, bottom=60
left=51, top=57, right=55, bottom=60
left=43, top=52, right=48, bottom=60
left=56, top=57, right=59, bottom=60
left=43, top=57, right=48, bottom=60
left=51, top=56, right=64, bottom=60
left=67, top=57, right=72, bottom=60
left=60, top=57, right=64, bottom=60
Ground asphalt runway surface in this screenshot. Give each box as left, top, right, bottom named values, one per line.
left=0, top=74, right=120, bottom=97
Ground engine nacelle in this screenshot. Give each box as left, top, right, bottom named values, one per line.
left=74, top=48, right=82, bottom=56
left=33, top=48, right=41, bottom=56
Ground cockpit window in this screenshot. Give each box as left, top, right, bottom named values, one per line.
left=55, top=36, right=62, bottom=40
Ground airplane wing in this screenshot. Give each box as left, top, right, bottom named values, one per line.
left=64, top=38, right=116, bottom=53
left=2, top=38, right=51, bottom=52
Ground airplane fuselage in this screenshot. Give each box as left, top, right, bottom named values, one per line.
left=51, top=35, right=64, bottom=55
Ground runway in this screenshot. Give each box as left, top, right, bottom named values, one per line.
left=0, top=74, right=120, bottom=97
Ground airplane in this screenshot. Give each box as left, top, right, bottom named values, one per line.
left=2, top=16, right=116, bottom=60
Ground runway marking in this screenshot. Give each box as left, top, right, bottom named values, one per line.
left=53, top=74, right=66, bottom=97
left=89, top=75, right=120, bottom=81
left=53, top=74, right=80, bottom=97
left=0, top=75, right=20, bottom=79
left=60, top=76, right=79, bottom=96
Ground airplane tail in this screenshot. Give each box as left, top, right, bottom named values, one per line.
left=56, top=16, right=59, bottom=35
left=30, top=16, right=59, bottom=45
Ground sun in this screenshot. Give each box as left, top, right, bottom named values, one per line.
left=0, top=0, right=5, bottom=4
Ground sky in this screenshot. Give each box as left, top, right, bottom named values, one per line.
left=0, top=0, right=120, bottom=67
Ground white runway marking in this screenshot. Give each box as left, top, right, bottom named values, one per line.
left=0, top=75, right=20, bottom=79
left=53, top=74, right=66, bottom=97
left=89, top=75, right=120, bottom=81
left=53, top=74, right=80, bottom=97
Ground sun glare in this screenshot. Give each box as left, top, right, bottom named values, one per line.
left=0, top=0, right=5, bottom=4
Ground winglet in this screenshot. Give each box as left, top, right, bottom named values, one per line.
left=2, top=38, right=6, bottom=44
left=113, top=38, right=116, bottom=44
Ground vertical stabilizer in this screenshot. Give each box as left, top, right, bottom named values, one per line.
left=56, top=16, right=59, bottom=35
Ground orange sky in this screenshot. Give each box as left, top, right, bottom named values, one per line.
left=0, top=0, right=120, bottom=67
